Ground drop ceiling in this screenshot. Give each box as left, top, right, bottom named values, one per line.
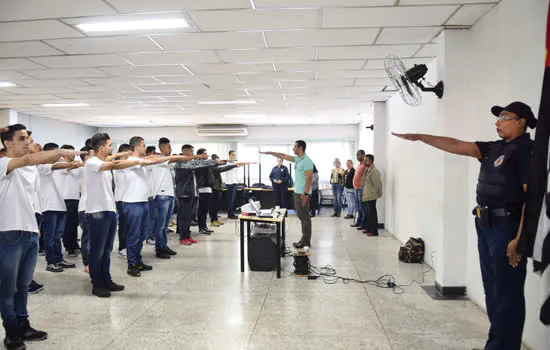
left=0, top=0, right=499, bottom=127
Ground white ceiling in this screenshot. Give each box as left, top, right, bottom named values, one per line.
left=0, top=0, right=500, bottom=127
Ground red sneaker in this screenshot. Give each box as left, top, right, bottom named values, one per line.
left=188, top=236, right=198, bottom=244
left=367, top=233, right=379, bottom=237
left=179, top=239, right=191, bottom=246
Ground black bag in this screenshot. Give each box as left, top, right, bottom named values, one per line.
left=398, top=237, right=425, bottom=264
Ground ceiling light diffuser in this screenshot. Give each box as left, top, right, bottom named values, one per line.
left=76, top=18, right=189, bottom=33
left=0, top=82, right=16, bottom=88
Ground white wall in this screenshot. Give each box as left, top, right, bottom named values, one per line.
left=385, top=0, right=550, bottom=348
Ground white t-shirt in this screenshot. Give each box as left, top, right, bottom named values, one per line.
left=0, top=158, right=39, bottom=232
left=78, top=167, right=87, bottom=213
left=151, top=161, right=175, bottom=197
left=146, top=166, right=154, bottom=199
left=120, top=156, right=148, bottom=203
left=113, top=169, right=126, bottom=202
left=224, top=162, right=239, bottom=185
left=63, top=165, right=81, bottom=200
left=38, top=164, right=67, bottom=212
left=84, top=156, right=116, bottom=213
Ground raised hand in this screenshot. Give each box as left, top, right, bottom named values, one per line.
left=60, top=149, right=87, bottom=158
left=0, top=127, right=8, bottom=133
left=392, top=132, right=422, bottom=141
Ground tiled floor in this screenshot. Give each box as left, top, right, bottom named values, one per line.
left=27, top=213, right=492, bottom=350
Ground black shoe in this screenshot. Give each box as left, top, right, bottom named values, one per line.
left=344, top=215, right=354, bottom=219
left=331, top=213, right=337, bottom=217
left=155, top=250, right=171, bottom=259
left=66, top=250, right=78, bottom=257
left=200, top=228, right=213, bottom=235
left=46, top=264, right=63, bottom=273
left=20, top=319, right=47, bottom=342
left=356, top=227, right=364, bottom=231
left=38, top=249, right=45, bottom=256
left=350, top=224, right=361, bottom=227
left=228, top=215, right=238, bottom=220
left=28, top=281, right=44, bottom=294
left=57, top=260, right=76, bottom=268
left=138, top=263, right=153, bottom=271
left=3, top=334, right=25, bottom=350
left=106, top=281, right=125, bottom=292
left=191, top=220, right=198, bottom=226
left=293, top=241, right=305, bottom=249
left=165, top=246, right=177, bottom=256
left=127, top=265, right=142, bottom=277
left=167, top=228, right=175, bottom=233
left=92, top=287, right=111, bottom=298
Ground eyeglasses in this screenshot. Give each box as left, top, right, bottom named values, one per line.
left=497, top=115, right=520, bottom=122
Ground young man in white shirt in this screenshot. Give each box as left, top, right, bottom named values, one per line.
left=0, top=124, right=82, bottom=350
left=58, top=144, right=82, bottom=257
left=39, top=143, right=80, bottom=273
left=78, top=147, right=92, bottom=273
left=224, top=150, right=240, bottom=219
left=113, top=143, right=130, bottom=258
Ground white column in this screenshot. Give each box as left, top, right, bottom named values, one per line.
left=373, top=102, right=387, bottom=226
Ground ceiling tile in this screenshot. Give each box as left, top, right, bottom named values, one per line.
left=0, top=59, right=44, bottom=71
left=236, top=72, right=315, bottom=82
left=354, top=78, right=391, bottom=86
left=13, top=79, right=89, bottom=87
left=415, top=43, right=438, bottom=57
left=0, top=20, right=83, bottom=42
left=365, top=57, right=434, bottom=69
left=72, top=85, right=142, bottom=92
left=318, top=45, right=419, bottom=60
left=120, top=51, right=222, bottom=65
left=30, top=54, right=130, bottom=68
left=3, top=87, right=75, bottom=95
left=446, top=4, right=495, bottom=26
left=0, top=0, right=116, bottom=21
left=400, top=0, right=497, bottom=5
left=266, top=29, right=379, bottom=48
left=255, top=0, right=396, bottom=7
left=323, top=6, right=457, bottom=28
left=376, top=27, right=442, bottom=44
left=317, top=69, right=387, bottom=79
left=83, top=77, right=161, bottom=85
left=101, top=65, right=193, bottom=77
left=151, top=32, right=265, bottom=51
left=22, top=68, right=110, bottom=79
left=0, top=71, right=33, bottom=80
left=136, top=84, right=199, bottom=92
left=106, top=0, right=251, bottom=12
left=186, top=63, right=275, bottom=74
left=276, top=60, right=366, bottom=72
left=0, top=42, right=63, bottom=58
left=188, top=9, right=319, bottom=31
left=45, top=36, right=163, bottom=55
left=116, top=91, right=186, bottom=97
left=54, top=93, right=119, bottom=99
left=281, top=79, right=355, bottom=88
left=153, top=75, right=204, bottom=84
left=0, top=94, right=60, bottom=100
left=218, top=48, right=316, bottom=63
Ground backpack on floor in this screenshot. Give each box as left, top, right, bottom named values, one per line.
left=398, top=237, right=425, bottom=264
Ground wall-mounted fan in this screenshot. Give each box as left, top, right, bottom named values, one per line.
left=384, top=54, right=444, bottom=107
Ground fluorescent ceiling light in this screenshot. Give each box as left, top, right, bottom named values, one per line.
left=40, top=103, right=90, bottom=107
left=76, top=19, right=189, bottom=33
left=224, top=114, right=265, bottom=119
left=198, top=100, right=256, bottom=105
left=0, top=82, right=15, bottom=88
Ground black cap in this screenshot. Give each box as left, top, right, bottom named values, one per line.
left=491, top=101, right=537, bottom=129
left=211, top=154, right=219, bottom=159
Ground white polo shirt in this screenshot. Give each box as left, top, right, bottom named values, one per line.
left=113, top=169, right=126, bottom=203
left=84, top=157, right=116, bottom=214
left=0, top=158, right=39, bottom=232
left=78, top=167, right=87, bottom=213
left=38, top=164, right=67, bottom=212
left=224, top=162, right=239, bottom=185
left=63, top=165, right=81, bottom=200
left=151, top=161, right=175, bottom=197
left=119, top=156, right=148, bottom=203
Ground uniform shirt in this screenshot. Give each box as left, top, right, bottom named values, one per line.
left=62, top=165, right=81, bottom=200
left=119, top=156, right=148, bottom=203
left=38, top=164, right=67, bottom=212
left=113, top=169, right=126, bottom=202
left=475, top=133, right=533, bottom=208
left=223, top=162, right=240, bottom=185
left=269, top=165, right=290, bottom=185
left=151, top=161, right=175, bottom=197
left=78, top=167, right=87, bottom=213
left=84, top=157, right=116, bottom=214
left=0, top=158, right=39, bottom=232
left=293, top=154, right=314, bottom=195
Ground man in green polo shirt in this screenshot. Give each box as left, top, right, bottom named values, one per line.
left=261, top=140, right=314, bottom=248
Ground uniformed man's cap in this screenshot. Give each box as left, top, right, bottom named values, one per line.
left=211, top=154, right=219, bottom=159
left=491, top=101, right=537, bottom=129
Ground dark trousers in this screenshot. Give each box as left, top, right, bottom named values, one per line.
left=42, top=210, right=67, bottom=265
left=363, top=200, right=378, bottom=235
left=226, top=184, right=238, bottom=217
left=152, top=196, right=174, bottom=251
left=35, top=213, right=44, bottom=252
left=116, top=201, right=127, bottom=252
left=87, top=211, right=117, bottom=288
left=198, top=193, right=213, bottom=230
left=310, top=189, right=319, bottom=214
left=123, top=202, right=149, bottom=266
left=274, top=184, right=288, bottom=208
left=63, top=199, right=80, bottom=251
left=210, top=191, right=221, bottom=223
left=146, top=197, right=156, bottom=240
left=475, top=216, right=526, bottom=350
left=293, top=193, right=312, bottom=245
left=78, top=212, right=89, bottom=266
left=354, top=189, right=364, bottom=226
left=0, top=231, right=38, bottom=332
left=177, top=197, right=194, bottom=239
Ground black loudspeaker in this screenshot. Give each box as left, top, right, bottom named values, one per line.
left=248, top=234, right=278, bottom=271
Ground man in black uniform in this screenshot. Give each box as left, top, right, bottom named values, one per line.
left=393, top=101, right=536, bottom=350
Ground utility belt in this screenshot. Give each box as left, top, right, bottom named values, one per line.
left=472, top=205, right=521, bottom=228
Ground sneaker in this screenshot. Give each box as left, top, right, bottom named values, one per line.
left=3, top=333, right=25, bottom=350
left=188, top=236, right=198, bottom=244
left=127, top=265, right=142, bottom=277
left=367, top=233, right=379, bottom=237
left=20, top=319, right=47, bottom=342
left=331, top=213, right=338, bottom=217
left=211, top=221, right=221, bottom=227
left=293, top=241, right=305, bottom=249
left=118, top=249, right=127, bottom=258
left=167, top=228, right=175, bottom=233
left=155, top=250, right=171, bottom=259
left=344, top=215, right=354, bottom=219
left=216, top=220, right=225, bottom=226
left=350, top=224, right=361, bottom=227
left=190, top=220, right=198, bottom=226
left=57, top=260, right=76, bottom=268
left=138, top=263, right=153, bottom=271
left=165, top=246, right=177, bottom=256
left=227, top=215, right=238, bottom=220
left=146, top=238, right=155, bottom=245
left=179, top=238, right=192, bottom=246
left=28, top=280, right=44, bottom=294
left=92, top=287, right=111, bottom=298
left=46, top=264, right=63, bottom=273
left=106, top=281, right=125, bottom=292
left=38, top=249, right=45, bottom=256
left=200, top=228, right=213, bottom=234
left=67, top=250, right=78, bottom=257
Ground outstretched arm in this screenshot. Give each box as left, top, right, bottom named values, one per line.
left=105, top=151, right=132, bottom=161
left=260, top=151, right=294, bottom=162
left=5, top=149, right=84, bottom=175
left=392, top=133, right=481, bottom=159
left=168, top=155, right=201, bottom=163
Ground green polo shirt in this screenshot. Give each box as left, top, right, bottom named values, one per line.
left=293, top=154, right=314, bottom=195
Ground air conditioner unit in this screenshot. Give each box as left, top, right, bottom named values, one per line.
left=195, top=125, right=248, bottom=137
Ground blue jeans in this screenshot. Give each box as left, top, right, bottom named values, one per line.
left=116, top=201, right=127, bottom=252
left=42, top=210, right=67, bottom=265
left=87, top=211, right=117, bottom=288
left=78, top=212, right=89, bottom=266
left=226, top=184, right=238, bottom=217
left=123, top=202, right=149, bottom=266
left=152, top=196, right=174, bottom=251
left=63, top=199, right=79, bottom=251
left=344, top=188, right=356, bottom=216
left=331, top=184, right=344, bottom=214
left=145, top=198, right=156, bottom=240
left=354, top=189, right=364, bottom=225
left=0, top=231, right=38, bottom=331
left=475, top=216, right=526, bottom=350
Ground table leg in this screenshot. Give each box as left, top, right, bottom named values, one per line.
left=240, top=219, right=244, bottom=273
left=276, top=222, right=281, bottom=278
left=282, top=216, right=286, bottom=257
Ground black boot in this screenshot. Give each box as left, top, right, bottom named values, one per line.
left=3, top=328, right=25, bottom=350
left=19, top=319, right=47, bottom=342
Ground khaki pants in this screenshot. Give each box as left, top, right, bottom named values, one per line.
left=293, top=193, right=312, bottom=245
